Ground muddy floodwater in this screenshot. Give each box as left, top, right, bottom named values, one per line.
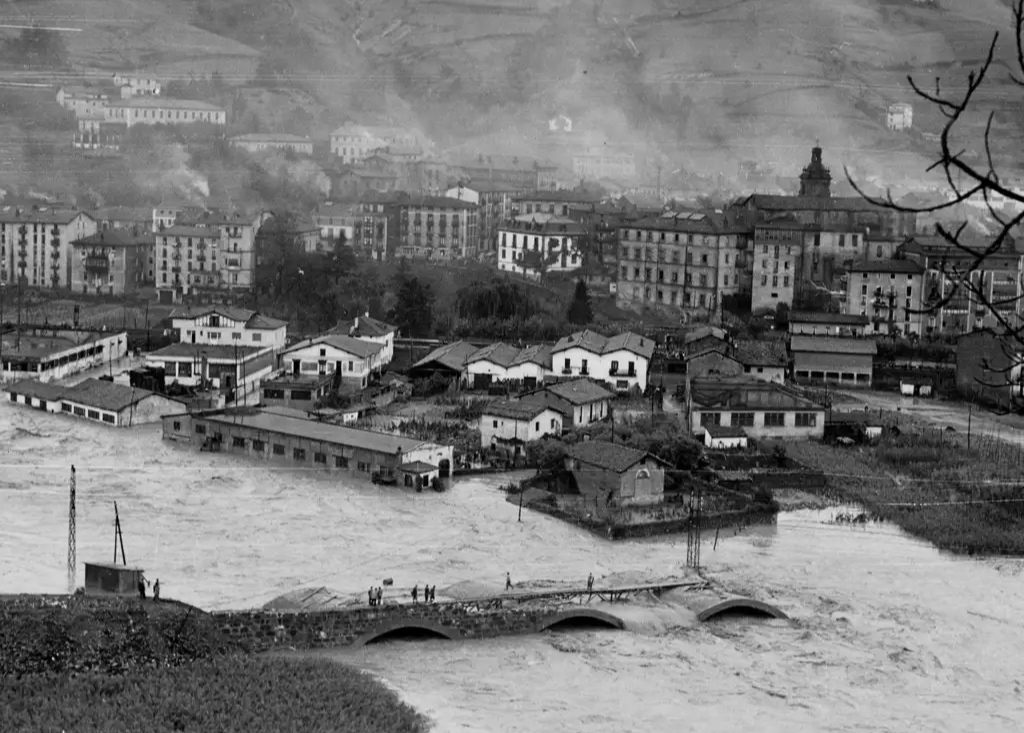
left=2, top=403, right=1024, bottom=732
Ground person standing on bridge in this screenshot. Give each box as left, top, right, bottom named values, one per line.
left=412, top=584, right=419, bottom=604
left=376, top=586, right=383, bottom=606
left=368, top=587, right=375, bottom=607
left=505, top=572, right=513, bottom=591
left=429, top=585, right=436, bottom=603
left=587, top=573, right=594, bottom=592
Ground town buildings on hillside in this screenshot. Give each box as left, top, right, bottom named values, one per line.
left=112, top=73, right=161, bottom=97
left=0, top=205, right=97, bottom=289
left=357, top=192, right=479, bottom=261
left=103, top=98, right=227, bottom=128
left=445, top=153, right=558, bottom=193
left=844, top=260, right=926, bottom=336
left=445, top=181, right=516, bottom=255
left=329, top=125, right=418, bottom=164
left=313, top=202, right=389, bottom=260
left=572, top=150, right=637, bottom=185
left=230, top=133, right=313, bottom=156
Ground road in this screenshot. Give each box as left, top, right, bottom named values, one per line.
left=834, top=390, right=1024, bottom=447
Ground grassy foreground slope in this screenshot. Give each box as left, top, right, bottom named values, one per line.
left=0, top=595, right=428, bottom=733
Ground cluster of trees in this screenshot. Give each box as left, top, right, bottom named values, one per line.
left=388, top=260, right=435, bottom=338
left=0, top=27, right=68, bottom=68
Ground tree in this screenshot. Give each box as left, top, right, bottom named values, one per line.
left=455, top=278, right=535, bottom=321
left=566, top=279, right=593, bottom=325
left=3, top=26, right=68, bottom=68
left=388, top=276, right=435, bottom=338
left=849, top=0, right=1024, bottom=354
left=773, top=302, right=790, bottom=329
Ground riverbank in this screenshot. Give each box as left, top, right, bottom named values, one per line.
left=0, top=594, right=427, bottom=733
left=785, top=415, right=1024, bottom=555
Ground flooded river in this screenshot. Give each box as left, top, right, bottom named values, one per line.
left=2, top=402, right=1024, bottom=732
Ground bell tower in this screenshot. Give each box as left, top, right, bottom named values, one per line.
left=799, top=140, right=832, bottom=198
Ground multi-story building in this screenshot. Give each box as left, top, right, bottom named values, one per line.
left=70, top=229, right=149, bottom=296
left=357, top=192, right=478, bottom=261
left=549, top=330, right=654, bottom=392
left=731, top=145, right=917, bottom=238
left=844, top=260, right=926, bottom=336
left=795, top=225, right=866, bottom=300
left=887, top=103, right=913, bottom=131
left=229, top=133, right=313, bottom=156
left=512, top=189, right=602, bottom=218
left=112, top=73, right=161, bottom=97
left=255, top=214, right=321, bottom=255
left=901, top=235, right=1024, bottom=335
left=95, top=207, right=153, bottom=233
left=751, top=222, right=803, bottom=313
left=55, top=86, right=110, bottom=118
left=313, top=202, right=389, bottom=260
left=72, top=114, right=125, bottom=151
left=0, top=206, right=97, bottom=289
left=329, top=125, right=417, bottom=164
left=103, top=98, right=227, bottom=128
left=170, top=305, right=287, bottom=349
left=413, top=158, right=450, bottom=195
left=572, top=151, right=637, bottom=184
left=446, top=154, right=558, bottom=193
left=497, top=214, right=586, bottom=279
left=155, top=225, right=221, bottom=302
left=616, top=211, right=751, bottom=314
left=445, top=182, right=516, bottom=255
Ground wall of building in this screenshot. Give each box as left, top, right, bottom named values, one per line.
left=1, top=331, right=128, bottom=384
left=741, top=365, right=786, bottom=384
left=687, top=351, right=743, bottom=379
left=617, top=464, right=664, bottom=506
left=400, top=444, right=454, bottom=473
left=281, top=343, right=381, bottom=387
left=792, top=352, right=873, bottom=386
left=479, top=409, right=562, bottom=446
left=6, top=391, right=64, bottom=413
left=690, top=408, right=825, bottom=440
left=789, top=322, right=867, bottom=337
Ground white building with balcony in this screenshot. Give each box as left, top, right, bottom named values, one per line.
left=549, top=330, right=654, bottom=392
left=278, top=334, right=385, bottom=390
left=170, top=306, right=288, bottom=350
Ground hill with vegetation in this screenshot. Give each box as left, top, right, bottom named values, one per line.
left=1, top=0, right=1021, bottom=203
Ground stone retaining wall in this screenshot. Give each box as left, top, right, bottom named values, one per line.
left=214, top=601, right=555, bottom=651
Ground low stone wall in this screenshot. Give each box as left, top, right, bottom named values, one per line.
left=214, top=601, right=555, bottom=651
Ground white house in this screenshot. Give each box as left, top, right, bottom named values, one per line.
left=170, top=306, right=288, bottom=350
left=703, top=424, right=749, bottom=450
left=549, top=330, right=654, bottom=392
left=519, top=378, right=613, bottom=431
left=465, top=343, right=554, bottom=390
left=732, top=339, right=788, bottom=385
left=479, top=401, right=563, bottom=449
left=497, top=214, right=587, bottom=279
left=278, top=334, right=385, bottom=389
left=329, top=314, right=397, bottom=366
left=147, top=343, right=278, bottom=403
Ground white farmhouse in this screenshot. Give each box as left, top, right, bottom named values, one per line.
left=466, top=342, right=554, bottom=390
left=329, top=314, right=397, bottom=366
left=170, top=306, right=288, bottom=350
left=278, top=334, right=385, bottom=390
left=549, top=330, right=654, bottom=392
left=479, top=401, right=563, bottom=450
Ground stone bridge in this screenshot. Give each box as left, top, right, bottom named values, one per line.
left=213, top=582, right=789, bottom=651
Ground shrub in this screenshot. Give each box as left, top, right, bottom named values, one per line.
left=0, top=655, right=429, bottom=733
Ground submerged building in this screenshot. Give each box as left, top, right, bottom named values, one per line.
left=0, top=327, right=128, bottom=384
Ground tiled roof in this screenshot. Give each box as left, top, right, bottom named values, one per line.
left=170, top=306, right=254, bottom=323
left=482, top=400, right=552, bottom=420
left=738, top=193, right=889, bottom=212
left=542, top=378, right=614, bottom=405
left=5, top=379, right=70, bottom=402
left=732, top=339, right=788, bottom=367
left=107, top=98, right=224, bottom=111
left=410, top=341, right=479, bottom=372
left=148, top=343, right=267, bottom=360
left=95, top=206, right=152, bottom=222
left=705, top=424, right=748, bottom=439
left=684, top=326, right=728, bottom=344
left=509, top=343, right=552, bottom=369
left=552, top=330, right=655, bottom=360
left=72, top=229, right=151, bottom=247
left=332, top=315, right=396, bottom=338
left=689, top=377, right=824, bottom=411
left=790, top=336, right=877, bottom=356
left=0, top=206, right=90, bottom=225
left=282, top=334, right=384, bottom=360
left=468, top=343, right=525, bottom=368
left=848, top=259, right=924, bottom=274
left=62, top=378, right=181, bottom=412
left=789, top=311, right=870, bottom=326
left=566, top=440, right=661, bottom=473
left=245, top=314, right=288, bottom=330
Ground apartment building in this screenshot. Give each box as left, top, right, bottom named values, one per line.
left=70, top=229, right=149, bottom=296
left=73, top=113, right=125, bottom=151
left=355, top=192, right=477, bottom=261
left=844, top=260, right=926, bottom=336
left=446, top=181, right=516, bottom=254
left=497, top=214, right=586, bottom=278
left=55, top=86, right=110, bottom=118
left=104, top=98, right=227, bottom=128
left=512, top=189, right=602, bottom=218
left=446, top=154, right=559, bottom=193
left=329, top=125, right=417, bottom=164
left=572, top=151, right=637, bottom=183
left=616, top=211, right=751, bottom=313
left=112, top=73, right=161, bottom=97
left=230, top=133, right=313, bottom=156
left=550, top=330, right=654, bottom=392
left=314, top=202, right=389, bottom=260
left=0, top=206, right=97, bottom=289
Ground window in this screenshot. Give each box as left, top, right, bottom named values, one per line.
left=492, top=420, right=499, bottom=428
left=264, top=388, right=285, bottom=400
left=195, top=423, right=206, bottom=434
left=534, top=421, right=540, bottom=431
left=102, top=414, right=116, bottom=424
left=357, top=461, right=370, bottom=472
left=764, top=412, right=785, bottom=427
left=733, top=412, right=755, bottom=427
left=293, top=448, right=307, bottom=461
left=700, top=412, right=721, bottom=426
left=550, top=418, right=557, bottom=429
left=314, top=452, right=327, bottom=464
left=334, top=455, right=349, bottom=468
left=232, top=436, right=246, bottom=448
left=173, top=421, right=181, bottom=431
left=795, top=412, right=818, bottom=427
left=273, top=444, right=285, bottom=455
left=252, top=440, right=265, bottom=452
left=87, top=409, right=100, bottom=420
left=610, top=360, right=619, bottom=374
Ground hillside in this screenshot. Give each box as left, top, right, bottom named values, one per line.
left=1, top=0, right=1023, bottom=198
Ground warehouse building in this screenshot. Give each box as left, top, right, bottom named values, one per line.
left=790, top=335, right=876, bottom=388
left=161, top=406, right=454, bottom=487
left=0, top=327, right=128, bottom=383
left=5, top=377, right=186, bottom=426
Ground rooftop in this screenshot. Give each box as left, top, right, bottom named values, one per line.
left=282, top=333, right=384, bottom=360
left=72, top=229, right=152, bottom=247
left=398, top=460, right=438, bottom=473
left=737, top=193, right=891, bottom=213
left=552, top=330, right=655, bottom=360
left=0, top=330, right=109, bottom=361
left=685, top=326, right=728, bottom=344
left=62, top=378, right=180, bottom=412
left=540, top=378, right=615, bottom=405
left=689, top=377, right=824, bottom=411
left=566, top=440, right=661, bottom=473
left=169, top=306, right=287, bottom=331
left=5, top=379, right=71, bottom=402
left=468, top=343, right=524, bottom=369
left=501, top=214, right=587, bottom=235
left=94, top=206, right=152, bottom=222
left=509, top=343, right=552, bottom=369
left=359, top=191, right=477, bottom=210
left=482, top=400, right=552, bottom=420
left=732, top=339, right=788, bottom=367
left=514, top=190, right=603, bottom=204
left=789, top=311, right=870, bottom=326
left=411, top=341, right=480, bottom=372
left=705, top=424, right=748, bottom=439
left=107, top=98, right=224, bottom=111
left=330, top=124, right=413, bottom=138
left=790, top=336, right=878, bottom=356
left=149, top=343, right=267, bottom=360
left=0, top=206, right=90, bottom=225
left=201, top=408, right=440, bottom=455
left=160, top=225, right=221, bottom=239
left=231, top=133, right=311, bottom=143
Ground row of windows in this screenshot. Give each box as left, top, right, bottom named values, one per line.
left=621, top=267, right=726, bottom=287
left=186, top=422, right=376, bottom=468
left=621, top=230, right=724, bottom=246
left=620, top=248, right=725, bottom=266
left=700, top=411, right=819, bottom=427
left=60, top=402, right=117, bottom=424
left=629, top=286, right=713, bottom=308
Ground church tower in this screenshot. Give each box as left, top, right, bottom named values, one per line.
left=799, top=142, right=832, bottom=198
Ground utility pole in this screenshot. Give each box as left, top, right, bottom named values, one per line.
left=67, top=466, right=76, bottom=594
left=967, top=400, right=973, bottom=451
left=686, top=481, right=702, bottom=571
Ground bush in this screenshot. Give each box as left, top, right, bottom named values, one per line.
left=1, top=655, right=428, bottom=733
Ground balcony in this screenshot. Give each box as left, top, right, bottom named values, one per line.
left=561, top=368, right=572, bottom=375
left=171, top=267, right=181, bottom=274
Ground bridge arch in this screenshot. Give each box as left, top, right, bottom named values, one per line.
left=353, top=618, right=464, bottom=647
left=696, top=597, right=788, bottom=622
left=536, top=608, right=625, bottom=633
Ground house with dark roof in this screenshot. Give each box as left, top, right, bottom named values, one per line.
left=688, top=377, right=826, bottom=439
left=39, top=378, right=187, bottom=427
left=408, top=341, right=479, bottom=381
left=465, top=342, right=553, bottom=389
left=329, top=313, right=397, bottom=365
left=788, top=311, right=870, bottom=337
left=277, top=333, right=386, bottom=390
left=550, top=330, right=655, bottom=392
left=478, top=400, right=563, bottom=451
left=732, top=339, right=789, bottom=384
left=564, top=440, right=669, bottom=507
left=169, top=306, right=288, bottom=350
left=5, top=379, right=74, bottom=414
left=519, top=378, right=614, bottom=430
left=790, top=335, right=877, bottom=388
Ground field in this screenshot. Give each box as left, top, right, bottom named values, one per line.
left=785, top=408, right=1024, bottom=555
left=0, top=594, right=427, bottom=733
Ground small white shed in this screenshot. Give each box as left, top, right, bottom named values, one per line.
left=703, top=424, right=749, bottom=450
